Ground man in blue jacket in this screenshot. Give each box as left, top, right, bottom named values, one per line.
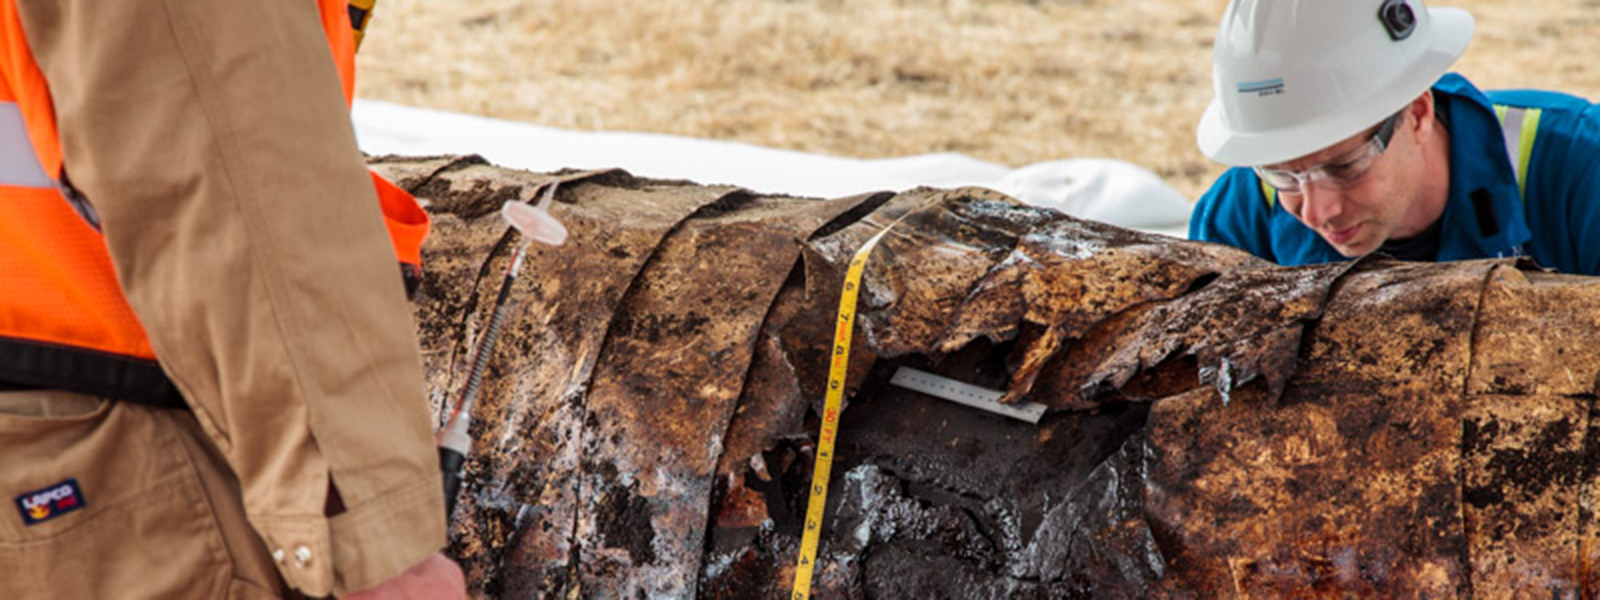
left=1190, top=0, right=1600, bottom=276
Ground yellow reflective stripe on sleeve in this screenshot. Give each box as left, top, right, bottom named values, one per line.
left=1258, top=176, right=1277, bottom=208
left=1493, top=104, right=1543, bottom=201
left=1516, top=109, right=1542, bottom=200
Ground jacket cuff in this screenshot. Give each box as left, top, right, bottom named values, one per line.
left=255, top=477, right=446, bottom=596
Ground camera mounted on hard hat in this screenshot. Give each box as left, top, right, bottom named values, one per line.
left=1380, top=0, right=1418, bottom=41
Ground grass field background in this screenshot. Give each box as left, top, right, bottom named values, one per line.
left=356, top=0, right=1600, bottom=200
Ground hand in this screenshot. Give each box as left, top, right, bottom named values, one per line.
left=341, top=552, right=466, bottom=600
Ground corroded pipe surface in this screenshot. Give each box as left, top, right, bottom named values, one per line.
left=375, top=155, right=1600, bottom=599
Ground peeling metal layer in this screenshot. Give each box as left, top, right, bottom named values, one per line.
left=572, top=190, right=878, bottom=598
left=379, top=157, right=739, bottom=596
left=381, top=155, right=1600, bottom=599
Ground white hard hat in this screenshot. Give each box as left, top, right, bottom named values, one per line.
left=1196, top=0, right=1474, bottom=167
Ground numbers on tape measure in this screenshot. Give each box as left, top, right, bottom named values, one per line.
left=788, top=216, right=907, bottom=600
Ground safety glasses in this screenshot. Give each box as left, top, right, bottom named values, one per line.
left=1254, top=109, right=1405, bottom=194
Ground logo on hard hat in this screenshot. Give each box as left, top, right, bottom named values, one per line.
left=1379, top=0, right=1418, bottom=41
left=14, top=479, right=86, bottom=526
left=1237, top=78, right=1285, bottom=98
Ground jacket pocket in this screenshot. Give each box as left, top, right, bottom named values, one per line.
left=0, top=396, right=234, bottom=599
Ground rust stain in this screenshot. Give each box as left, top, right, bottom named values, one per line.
left=384, top=155, right=1600, bottom=599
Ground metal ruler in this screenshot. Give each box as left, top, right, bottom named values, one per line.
left=889, top=366, right=1046, bottom=424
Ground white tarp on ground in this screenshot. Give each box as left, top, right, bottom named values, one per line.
left=353, top=100, right=1194, bottom=237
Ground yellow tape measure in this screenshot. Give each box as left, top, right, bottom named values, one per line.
left=790, top=217, right=905, bottom=599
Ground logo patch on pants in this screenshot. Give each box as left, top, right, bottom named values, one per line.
left=15, top=479, right=86, bottom=525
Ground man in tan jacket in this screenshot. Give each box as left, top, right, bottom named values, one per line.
left=0, top=1, right=464, bottom=597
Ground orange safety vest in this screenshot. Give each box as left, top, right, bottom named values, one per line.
left=0, top=1, right=428, bottom=407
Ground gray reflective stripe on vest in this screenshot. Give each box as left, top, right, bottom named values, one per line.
left=0, top=101, right=55, bottom=188
left=0, top=101, right=100, bottom=228
left=1493, top=104, right=1543, bottom=201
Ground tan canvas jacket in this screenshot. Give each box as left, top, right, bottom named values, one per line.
left=11, top=0, right=445, bottom=595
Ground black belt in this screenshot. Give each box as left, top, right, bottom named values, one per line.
left=0, top=337, right=187, bottom=410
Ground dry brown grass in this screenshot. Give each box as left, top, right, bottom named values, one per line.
left=356, top=0, right=1600, bottom=200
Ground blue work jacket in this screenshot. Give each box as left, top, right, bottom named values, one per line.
left=1190, top=73, right=1600, bottom=276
